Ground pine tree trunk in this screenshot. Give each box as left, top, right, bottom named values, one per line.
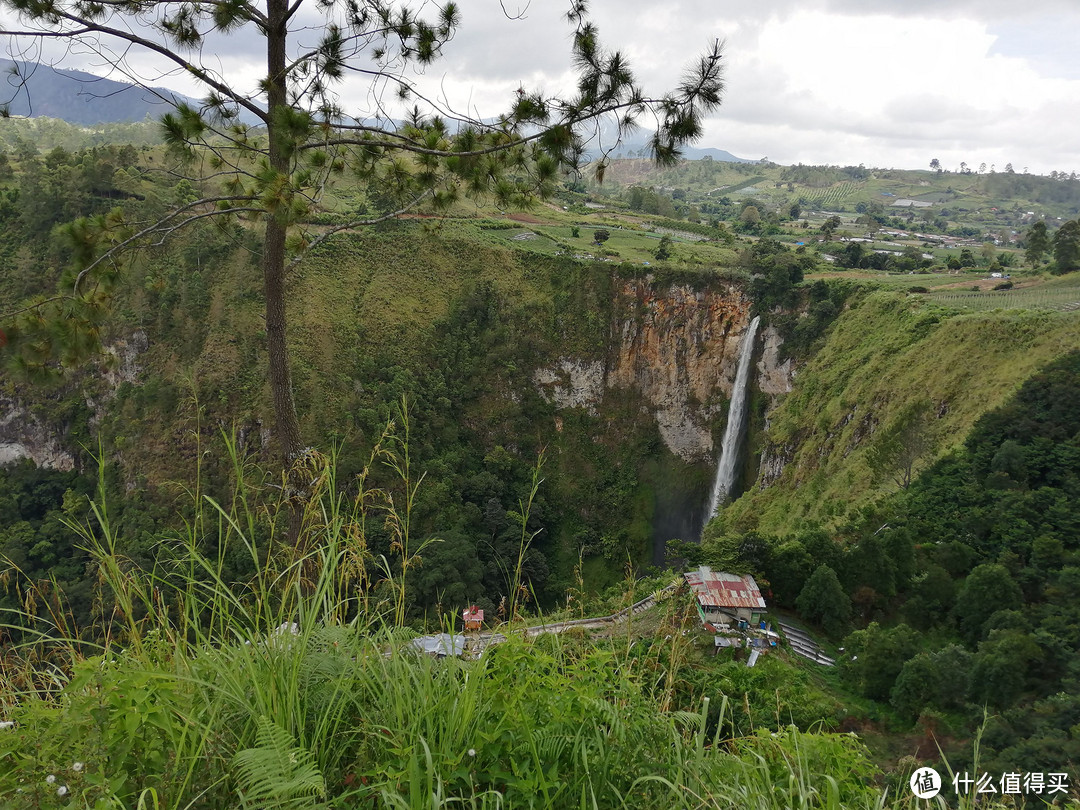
left=263, top=218, right=302, bottom=461
left=264, top=0, right=306, bottom=543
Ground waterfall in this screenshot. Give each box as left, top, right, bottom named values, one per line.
left=704, top=315, right=761, bottom=522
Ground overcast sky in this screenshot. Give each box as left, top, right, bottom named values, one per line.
left=4, top=0, right=1078, bottom=175
left=428, top=0, right=1080, bottom=175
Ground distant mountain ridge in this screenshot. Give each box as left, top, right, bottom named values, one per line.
left=0, top=59, right=757, bottom=164
left=606, top=140, right=758, bottom=163
left=0, top=59, right=203, bottom=125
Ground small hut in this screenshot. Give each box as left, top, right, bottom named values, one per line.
left=463, top=606, right=484, bottom=632
left=683, top=566, right=766, bottom=632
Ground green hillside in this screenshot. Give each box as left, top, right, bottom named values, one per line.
left=2, top=138, right=1080, bottom=806
left=723, top=289, right=1080, bottom=534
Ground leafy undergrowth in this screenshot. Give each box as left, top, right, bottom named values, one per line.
left=0, top=442, right=1031, bottom=809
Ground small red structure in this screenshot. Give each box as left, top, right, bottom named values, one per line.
left=463, top=606, right=484, bottom=631
left=684, top=566, right=766, bottom=632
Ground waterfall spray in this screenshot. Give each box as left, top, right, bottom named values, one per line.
left=704, top=315, right=761, bottom=523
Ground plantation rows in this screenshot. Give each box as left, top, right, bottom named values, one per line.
left=927, top=286, right=1080, bottom=311
left=808, top=181, right=864, bottom=209
left=709, top=175, right=767, bottom=196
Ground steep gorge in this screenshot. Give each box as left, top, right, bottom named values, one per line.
left=531, top=276, right=789, bottom=562
left=8, top=222, right=1076, bottom=600
left=533, top=278, right=756, bottom=463
left=0, top=224, right=780, bottom=597
left=720, top=290, right=1080, bottom=537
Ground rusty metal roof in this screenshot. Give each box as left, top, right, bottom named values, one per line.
left=684, top=567, right=766, bottom=610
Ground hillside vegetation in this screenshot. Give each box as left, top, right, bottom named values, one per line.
left=725, top=290, right=1080, bottom=533
left=0, top=447, right=1038, bottom=809
left=2, top=137, right=1080, bottom=805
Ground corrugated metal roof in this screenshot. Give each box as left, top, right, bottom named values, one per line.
left=411, top=634, right=465, bottom=656
left=684, top=567, right=766, bottom=610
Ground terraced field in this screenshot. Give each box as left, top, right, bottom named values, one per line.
left=927, top=276, right=1080, bottom=311
left=808, top=180, right=864, bottom=209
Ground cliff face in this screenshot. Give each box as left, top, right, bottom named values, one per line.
left=0, top=398, right=76, bottom=470
left=534, top=277, right=766, bottom=462
left=0, top=332, right=146, bottom=472
left=723, top=292, right=1080, bottom=535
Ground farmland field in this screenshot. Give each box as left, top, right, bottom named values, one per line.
left=807, top=181, right=864, bottom=209
left=926, top=275, right=1080, bottom=311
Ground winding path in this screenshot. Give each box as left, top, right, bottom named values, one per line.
left=459, top=583, right=835, bottom=668
left=471, top=582, right=679, bottom=651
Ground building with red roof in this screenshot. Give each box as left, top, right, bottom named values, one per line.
left=462, top=606, right=484, bottom=631
left=683, top=566, right=766, bottom=632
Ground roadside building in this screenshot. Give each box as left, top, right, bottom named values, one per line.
left=463, top=606, right=484, bottom=631
left=683, top=566, right=767, bottom=632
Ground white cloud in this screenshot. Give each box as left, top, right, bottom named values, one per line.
left=704, top=10, right=1080, bottom=173
left=1, top=0, right=1078, bottom=173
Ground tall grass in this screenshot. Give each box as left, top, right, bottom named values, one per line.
left=0, top=429, right=1028, bottom=808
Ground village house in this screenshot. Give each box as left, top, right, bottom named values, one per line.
left=463, top=606, right=484, bottom=631
left=683, top=566, right=767, bottom=632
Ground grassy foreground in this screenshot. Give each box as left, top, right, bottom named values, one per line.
left=0, top=443, right=1032, bottom=809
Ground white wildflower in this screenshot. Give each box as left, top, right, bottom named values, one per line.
left=468, top=748, right=476, bottom=757
left=57, top=785, right=69, bottom=797
left=46, top=774, right=56, bottom=784
left=72, top=762, right=84, bottom=772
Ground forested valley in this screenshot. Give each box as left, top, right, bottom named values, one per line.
left=0, top=111, right=1078, bottom=807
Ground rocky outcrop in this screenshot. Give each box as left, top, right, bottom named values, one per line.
left=0, top=331, right=147, bottom=472
left=0, top=399, right=76, bottom=471
left=533, top=277, right=755, bottom=462
left=532, top=359, right=605, bottom=415
left=757, top=440, right=796, bottom=489
left=103, top=331, right=148, bottom=390
left=756, top=325, right=793, bottom=396
left=751, top=325, right=800, bottom=488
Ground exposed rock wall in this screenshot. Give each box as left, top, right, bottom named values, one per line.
left=753, top=324, right=798, bottom=488
left=533, top=277, right=760, bottom=462
left=0, top=398, right=76, bottom=471
left=756, top=325, right=794, bottom=396
left=0, top=331, right=146, bottom=472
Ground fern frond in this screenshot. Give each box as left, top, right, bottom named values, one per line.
left=232, top=716, right=326, bottom=808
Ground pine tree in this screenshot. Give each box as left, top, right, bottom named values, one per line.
left=795, top=564, right=850, bottom=638
left=0, top=1, right=724, bottom=487
left=1052, top=219, right=1080, bottom=274
left=1025, top=220, right=1049, bottom=267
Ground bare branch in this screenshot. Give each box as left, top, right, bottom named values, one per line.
left=0, top=295, right=70, bottom=321
left=282, top=0, right=306, bottom=25
left=148, top=206, right=262, bottom=245
left=499, top=0, right=530, bottom=20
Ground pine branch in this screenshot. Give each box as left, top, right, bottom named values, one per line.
left=71, top=195, right=259, bottom=294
